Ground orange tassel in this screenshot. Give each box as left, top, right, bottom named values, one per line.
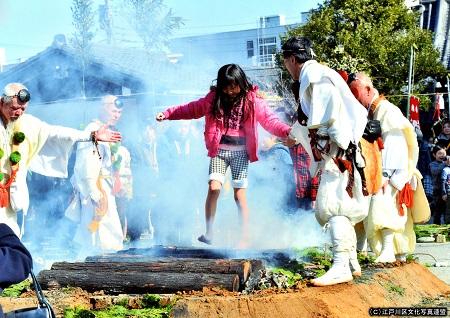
left=0, top=168, right=18, bottom=208
left=333, top=158, right=353, bottom=173
left=397, top=183, right=414, bottom=216
left=0, top=189, right=7, bottom=207
left=88, top=220, right=100, bottom=233
left=376, top=137, right=384, bottom=150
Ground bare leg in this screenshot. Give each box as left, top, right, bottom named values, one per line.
left=234, top=187, right=249, bottom=248
left=202, top=180, right=221, bottom=241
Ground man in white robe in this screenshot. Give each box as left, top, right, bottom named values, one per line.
left=66, top=95, right=125, bottom=255
left=282, top=37, right=369, bottom=286
left=0, top=83, right=121, bottom=237
left=348, top=73, right=429, bottom=262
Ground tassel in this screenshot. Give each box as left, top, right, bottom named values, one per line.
left=397, top=183, right=414, bottom=216
left=377, top=137, right=384, bottom=150
left=0, top=188, right=8, bottom=207
left=333, top=158, right=354, bottom=198
left=333, top=158, right=353, bottom=173
left=88, top=220, right=100, bottom=233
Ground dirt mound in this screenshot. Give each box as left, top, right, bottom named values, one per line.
left=1, top=263, right=448, bottom=318
left=172, top=263, right=450, bottom=318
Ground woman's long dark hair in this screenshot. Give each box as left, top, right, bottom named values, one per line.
left=211, top=64, right=252, bottom=124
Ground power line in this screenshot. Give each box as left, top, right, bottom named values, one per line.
left=174, top=15, right=303, bottom=31
left=386, top=92, right=449, bottom=98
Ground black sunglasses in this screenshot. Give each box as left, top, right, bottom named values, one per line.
left=2, top=88, right=31, bottom=103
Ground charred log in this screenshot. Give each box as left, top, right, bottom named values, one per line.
left=50, top=258, right=253, bottom=283
left=38, top=270, right=240, bottom=294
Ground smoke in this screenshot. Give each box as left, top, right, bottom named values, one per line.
left=10, top=4, right=327, bottom=270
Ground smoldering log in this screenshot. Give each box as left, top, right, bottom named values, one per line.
left=85, top=247, right=292, bottom=264
left=38, top=270, right=240, bottom=294
left=85, top=246, right=230, bottom=261
left=50, top=259, right=254, bottom=282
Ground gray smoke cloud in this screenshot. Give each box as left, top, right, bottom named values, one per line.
left=16, top=7, right=327, bottom=270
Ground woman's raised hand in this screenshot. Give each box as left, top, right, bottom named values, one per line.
left=156, top=112, right=166, bottom=122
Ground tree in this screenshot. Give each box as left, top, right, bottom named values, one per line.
left=71, top=0, right=95, bottom=98
left=99, top=0, right=113, bottom=45
left=281, top=0, right=447, bottom=109
left=123, top=0, right=183, bottom=53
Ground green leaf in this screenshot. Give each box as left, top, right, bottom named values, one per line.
left=278, top=0, right=447, bottom=99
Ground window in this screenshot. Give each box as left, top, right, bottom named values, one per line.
left=258, top=37, right=277, bottom=55
left=247, top=40, right=254, bottom=58
left=258, top=37, right=277, bottom=67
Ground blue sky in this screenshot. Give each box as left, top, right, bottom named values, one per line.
left=0, top=0, right=322, bottom=64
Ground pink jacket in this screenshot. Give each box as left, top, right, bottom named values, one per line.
left=163, top=86, right=291, bottom=162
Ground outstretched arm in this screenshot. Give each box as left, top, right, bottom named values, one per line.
left=156, top=91, right=215, bottom=122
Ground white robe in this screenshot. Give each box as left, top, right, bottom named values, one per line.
left=66, top=121, right=123, bottom=254
left=297, top=60, right=370, bottom=226
left=366, top=98, right=419, bottom=255
left=0, top=114, right=90, bottom=236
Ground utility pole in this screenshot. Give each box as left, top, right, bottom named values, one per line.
left=447, top=75, right=450, bottom=117
left=407, top=45, right=417, bottom=120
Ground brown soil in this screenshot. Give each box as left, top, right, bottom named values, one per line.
left=172, top=263, right=450, bottom=318
left=1, top=262, right=449, bottom=318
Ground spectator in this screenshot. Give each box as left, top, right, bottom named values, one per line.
left=0, top=223, right=32, bottom=290
left=429, top=145, right=447, bottom=224
left=435, top=120, right=450, bottom=150
left=440, top=157, right=450, bottom=224
left=255, top=131, right=297, bottom=214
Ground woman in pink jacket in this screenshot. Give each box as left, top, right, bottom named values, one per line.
left=156, top=64, right=295, bottom=247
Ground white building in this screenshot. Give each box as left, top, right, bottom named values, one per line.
left=168, top=15, right=304, bottom=70
left=417, top=0, right=450, bottom=69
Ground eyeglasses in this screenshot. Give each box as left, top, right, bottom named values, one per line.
left=347, top=73, right=358, bottom=86
left=2, top=89, right=31, bottom=103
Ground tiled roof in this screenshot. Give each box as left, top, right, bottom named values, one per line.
left=0, top=43, right=170, bottom=84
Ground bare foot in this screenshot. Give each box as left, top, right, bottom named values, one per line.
left=198, top=234, right=212, bottom=245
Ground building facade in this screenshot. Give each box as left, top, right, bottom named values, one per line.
left=418, top=0, right=450, bottom=69
left=168, top=15, right=303, bottom=70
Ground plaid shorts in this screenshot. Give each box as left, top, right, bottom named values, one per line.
left=209, top=149, right=249, bottom=188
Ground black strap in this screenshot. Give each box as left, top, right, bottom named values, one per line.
left=219, top=135, right=246, bottom=145
left=291, top=80, right=308, bottom=126
left=30, top=272, right=56, bottom=318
